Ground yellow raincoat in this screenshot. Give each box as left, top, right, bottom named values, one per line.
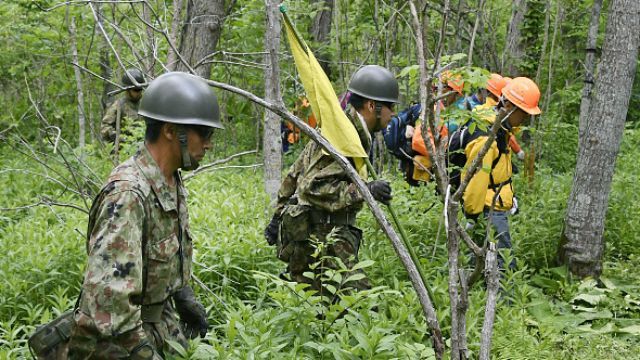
left=461, top=114, right=515, bottom=215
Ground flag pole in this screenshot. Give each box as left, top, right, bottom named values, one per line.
left=365, top=158, right=434, bottom=300
left=279, top=5, right=306, bottom=52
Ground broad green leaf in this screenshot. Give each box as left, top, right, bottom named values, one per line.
left=352, top=260, right=375, bottom=271
left=571, top=293, right=606, bottom=306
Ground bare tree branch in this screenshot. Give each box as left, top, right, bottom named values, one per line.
left=479, top=242, right=499, bottom=360
left=204, top=77, right=444, bottom=358
left=183, top=149, right=258, bottom=180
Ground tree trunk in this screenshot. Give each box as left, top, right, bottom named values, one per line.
left=560, top=0, right=640, bottom=278
left=578, top=0, right=604, bottom=140
left=176, top=0, right=235, bottom=78
left=384, top=0, right=398, bottom=70
left=467, top=0, right=485, bottom=67
left=69, top=15, right=86, bottom=149
left=263, top=0, right=283, bottom=201
left=454, top=0, right=466, bottom=53
left=310, top=0, right=334, bottom=79
left=524, top=0, right=551, bottom=184
left=543, top=2, right=563, bottom=115
left=166, top=0, right=185, bottom=71
left=501, top=0, right=527, bottom=75
left=96, top=3, right=114, bottom=112
left=142, top=1, right=156, bottom=76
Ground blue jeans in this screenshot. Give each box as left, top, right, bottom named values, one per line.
left=484, top=210, right=516, bottom=270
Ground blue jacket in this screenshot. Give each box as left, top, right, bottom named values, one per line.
left=383, top=103, right=422, bottom=158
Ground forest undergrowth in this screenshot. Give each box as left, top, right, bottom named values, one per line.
left=1, top=129, right=640, bottom=359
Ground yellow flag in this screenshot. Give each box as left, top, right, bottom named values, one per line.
left=282, top=12, right=368, bottom=177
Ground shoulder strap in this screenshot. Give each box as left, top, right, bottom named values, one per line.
left=140, top=190, right=151, bottom=302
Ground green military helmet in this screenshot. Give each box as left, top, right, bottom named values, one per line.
left=121, top=68, right=146, bottom=89
left=138, top=72, right=224, bottom=129
left=347, top=65, right=399, bottom=103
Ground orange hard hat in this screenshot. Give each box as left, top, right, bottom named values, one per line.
left=486, top=73, right=508, bottom=97
left=439, top=70, right=464, bottom=94
left=502, top=77, right=541, bottom=115
left=503, top=77, right=513, bottom=82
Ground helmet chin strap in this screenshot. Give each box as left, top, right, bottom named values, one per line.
left=374, top=102, right=383, bottom=131
left=177, top=126, right=198, bottom=171
left=499, top=106, right=517, bottom=132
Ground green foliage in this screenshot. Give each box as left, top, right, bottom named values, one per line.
left=2, top=0, right=640, bottom=358
left=2, top=128, right=640, bottom=358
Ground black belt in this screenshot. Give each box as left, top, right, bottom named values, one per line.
left=309, top=209, right=356, bottom=226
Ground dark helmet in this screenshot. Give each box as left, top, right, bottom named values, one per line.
left=347, top=65, right=399, bottom=103
left=138, top=72, right=223, bottom=129
left=121, top=68, right=146, bottom=89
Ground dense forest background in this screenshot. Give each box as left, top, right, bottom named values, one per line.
left=1, top=0, right=639, bottom=358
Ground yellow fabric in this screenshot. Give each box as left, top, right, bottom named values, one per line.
left=462, top=136, right=514, bottom=215
left=412, top=155, right=432, bottom=182
left=283, top=18, right=368, bottom=178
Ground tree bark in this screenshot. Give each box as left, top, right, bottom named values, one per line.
left=142, top=1, right=156, bottom=76
left=578, top=0, right=604, bottom=140
left=166, top=0, right=185, bottom=71
left=479, top=242, right=499, bottom=360
left=310, top=0, right=334, bottom=78
left=453, top=0, right=466, bottom=53
left=263, top=0, right=283, bottom=202
left=543, top=2, right=563, bottom=115
left=524, top=0, right=551, bottom=183
left=69, top=15, right=86, bottom=150
left=96, top=3, right=114, bottom=112
left=560, top=0, right=640, bottom=278
left=467, top=0, right=485, bottom=67
left=501, top=0, right=527, bottom=75
left=176, top=0, right=235, bottom=78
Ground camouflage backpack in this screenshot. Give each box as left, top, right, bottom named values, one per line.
left=28, top=184, right=152, bottom=359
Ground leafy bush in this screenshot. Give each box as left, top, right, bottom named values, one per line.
left=2, top=131, right=640, bottom=358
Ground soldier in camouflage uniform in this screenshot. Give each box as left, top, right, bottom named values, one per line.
left=265, top=65, right=399, bottom=301
left=101, top=69, right=146, bottom=149
left=68, top=72, right=224, bottom=359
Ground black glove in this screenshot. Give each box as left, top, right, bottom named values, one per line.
left=367, top=180, right=393, bottom=205
left=264, top=213, right=280, bottom=246
left=173, top=286, right=208, bottom=339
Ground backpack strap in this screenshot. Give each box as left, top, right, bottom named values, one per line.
left=139, top=189, right=151, bottom=303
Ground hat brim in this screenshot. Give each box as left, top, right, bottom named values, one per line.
left=522, top=106, right=541, bottom=115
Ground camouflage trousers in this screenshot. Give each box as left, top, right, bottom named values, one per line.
left=67, top=301, right=187, bottom=359
left=282, top=223, right=371, bottom=301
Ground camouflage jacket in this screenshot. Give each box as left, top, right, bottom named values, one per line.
left=275, top=107, right=372, bottom=216
left=70, top=145, right=192, bottom=358
left=100, top=97, right=142, bottom=143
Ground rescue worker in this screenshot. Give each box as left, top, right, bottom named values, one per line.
left=384, top=70, right=464, bottom=185
left=475, top=74, right=526, bottom=161
left=68, top=72, right=223, bottom=359
left=265, top=65, right=398, bottom=301
left=101, top=68, right=146, bottom=153
left=462, top=77, right=542, bottom=270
